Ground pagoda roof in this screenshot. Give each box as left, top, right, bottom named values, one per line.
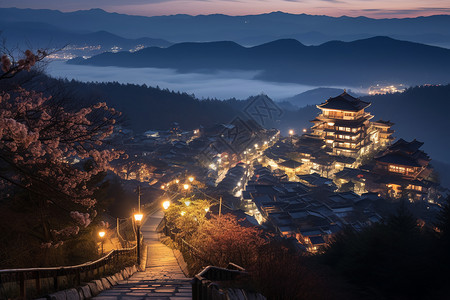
left=373, top=119, right=394, bottom=127
left=390, top=138, right=424, bottom=153
left=317, top=91, right=371, bottom=112
left=279, top=159, right=303, bottom=169
left=375, top=152, right=421, bottom=167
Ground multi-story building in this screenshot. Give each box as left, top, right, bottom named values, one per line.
left=367, top=139, right=435, bottom=201
left=311, top=91, right=393, bottom=158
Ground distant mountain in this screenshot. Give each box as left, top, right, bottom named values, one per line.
left=0, top=8, right=450, bottom=47
left=0, top=20, right=172, bottom=55
left=280, top=88, right=348, bottom=107
left=69, top=37, right=450, bottom=87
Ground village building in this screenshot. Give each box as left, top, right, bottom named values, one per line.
left=366, top=138, right=436, bottom=201
left=310, top=91, right=394, bottom=159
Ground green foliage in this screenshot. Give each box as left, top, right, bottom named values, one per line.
left=165, top=197, right=211, bottom=238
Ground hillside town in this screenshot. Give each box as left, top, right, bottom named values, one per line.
left=108, top=91, right=448, bottom=253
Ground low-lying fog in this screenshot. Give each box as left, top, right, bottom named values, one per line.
left=47, top=61, right=360, bottom=104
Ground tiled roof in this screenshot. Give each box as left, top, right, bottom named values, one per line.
left=375, top=152, right=421, bottom=167
left=317, top=92, right=371, bottom=112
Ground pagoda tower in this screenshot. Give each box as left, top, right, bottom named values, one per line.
left=311, top=91, right=375, bottom=158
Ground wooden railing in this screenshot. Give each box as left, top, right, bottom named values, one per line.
left=192, top=263, right=249, bottom=300
left=0, top=246, right=137, bottom=299
left=164, top=222, right=213, bottom=266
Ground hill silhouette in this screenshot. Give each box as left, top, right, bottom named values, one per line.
left=70, top=37, right=450, bottom=86
left=1, top=8, right=450, bottom=47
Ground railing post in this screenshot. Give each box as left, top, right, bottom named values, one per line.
left=53, top=270, right=59, bottom=291
left=19, top=272, right=25, bottom=299
left=35, top=270, right=41, bottom=296
left=76, top=269, right=81, bottom=287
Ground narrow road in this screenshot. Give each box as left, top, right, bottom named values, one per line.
left=93, top=210, right=192, bottom=299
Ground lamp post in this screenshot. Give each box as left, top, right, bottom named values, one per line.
left=289, top=129, right=294, bottom=143
left=134, top=213, right=143, bottom=265
left=98, top=230, right=106, bottom=256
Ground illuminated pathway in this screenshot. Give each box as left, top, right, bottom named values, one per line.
left=93, top=210, right=192, bottom=299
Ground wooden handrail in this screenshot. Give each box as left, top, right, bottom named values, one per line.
left=0, top=245, right=138, bottom=299
left=0, top=246, right=136, bottom=274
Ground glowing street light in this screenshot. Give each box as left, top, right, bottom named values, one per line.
left=289, top=129, right=294, bottom=136
left=134, top=213, right=144, bottom=265
left=162, top=200, right=171, bottom=210
left=134, top=213, right=143, bottom=222
left=184, top=200, right=191, bottom=206
left=175, top=179, right=180, bottom=184
left=98, top=230, right=106, bottom=256
left=180, top=211, right=186, bottom=216
left=183, top=184, right=190, bottom=190
left=188, top=176, right=194, bottom=183
left=254, top=144, right=259, bottom=149
left=204, top=207, right=210, bottom=213
left=303, top=128, right=307, bottom=133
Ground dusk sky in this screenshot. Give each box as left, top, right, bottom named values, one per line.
left=0, top=0, right=449, bottom=18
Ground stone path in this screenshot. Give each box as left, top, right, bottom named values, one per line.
left=93, top=210, right=192, bottom=300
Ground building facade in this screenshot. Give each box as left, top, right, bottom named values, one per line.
left=311, top=91, right=393, bottom=158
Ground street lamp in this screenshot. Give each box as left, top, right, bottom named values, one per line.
left=134, top=213, right=143, bottom=265
left=98, top=230, right=106, bottom=256
left=188, top=176, right=194, bottom=183
left=289, top=129, right=294, bottom=136
left=162, top=200, right=171, bottom=210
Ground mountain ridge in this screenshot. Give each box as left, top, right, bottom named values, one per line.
left=69, top=36, right=450, bottom=86
left=1, top=7, right=449, bottom=47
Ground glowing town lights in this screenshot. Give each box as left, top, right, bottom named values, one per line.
left=98, top=231, right=106, bottom=238
left=175, top=179, right=180, bottom=184
left=289, top=129, right=294, bottom=135
left=209, top=164, right=217, bottom=170
left=184, top=200, right=191, bottom=206
left=264, top=141, right=268, bottom=145
left=237, top=182, right=241, bottom=187
left=303, top=128, right=307, bottom=132
left=162, top=200, right=171, bottom=210
left=218, top=158, right=222, bottom=163
left=204, top=207, right=210, bottom=212
left=254, top=144, right=259, bottom=148
left=188, top=176, right=194, bottom=183
left=180, top=211, right=186, bottom=216
left=327, top=122, right=335, bottom=126
left=194, top=129, right=199, bottom=134
left=161, top=185, right=165, bottom=190
left=183, top=184, right=190, bottom=190
left=134, top=213, right=143, bottom=222
left=243, top=151, right=247, bottom=154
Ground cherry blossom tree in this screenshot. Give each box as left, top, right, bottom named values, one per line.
left=0, top=49, right=123, bottom=248
left=190, top=214, right=266, bottom=268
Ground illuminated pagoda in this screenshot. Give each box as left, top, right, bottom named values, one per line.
left=311, top=91, right=392, bottom=158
